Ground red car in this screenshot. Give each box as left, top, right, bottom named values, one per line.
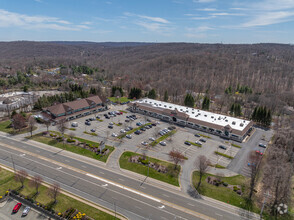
left=13, top=203, right=22, bottom=213
left=255, top=150, right=263, bottom=156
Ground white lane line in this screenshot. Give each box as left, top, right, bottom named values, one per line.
left=86, top=173, right=161, bottom=203
left=158, top=205, right=165, bottom=209
left=81, top=165, right=87, bottom=168
left=36, top=150, right=40, bottom=153
left=65, top=159, right=69, bottom=162
left=56, top=167, right=62, bottom=170
left=99, top=171, right=104, bottom=174
left=20, top=154, right=26, bottom=157
left=118, top=178, right=124, bottom=181
left=187, top=203, right=195, bottom=207
left=162, top=194, right=169, bottom=198
left=215, top=213, right=223, bottom=217
left=140, top=186, right=146, bottom=189
left=135, top=206, right=142, bottom=210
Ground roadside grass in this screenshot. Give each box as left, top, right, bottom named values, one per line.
left=192, top=171, right=260, bottom=213
left=118, top=110, right=128, bottom=113
left=119, top=151, right=180, bottom=186
left=114, top=123, right=122, bottom=126
left=150, top=130, right=177, bottom=147
left=0, top=120, right=37, bottom=135
left=83, top=131, right=98, bottom=136
left=68, top=128, right=76, bottom=131
left=199, top=133, right=211, bottom=139
left=118, top=123, right=152, bottom=139
left=0, top=169, right=115, bottom=220
left=108, top=97, right=133, bottom=103
left=96, top=119, right=103, bottom=122
left=29, top=132, right=114, bottom=163
left=215, top=151, right=234, bottom=159
left=186, top=141, right=202, bottom=148
left=232, top=143, right=242, bottom=148
left=209, top=164, right=226, bottom=169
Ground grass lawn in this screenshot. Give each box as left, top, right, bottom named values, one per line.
left=192, top=171, right=260, bottom=213
left=199, top=133, right=211, bottom=139
left=118, top=123, right=151, bottom=139
left=68, top=128, right=76, bottom=131
left=0, top=120, right=37, bottom=135
left=215, top=151, right=234, bottom=159
left=118, top=110, right=128, bottom=113
left=0, top=169, right=115, bottom=220
left=108, top=97, right=133, bottom=103
left=29, top=132, right=114, bottom=163
left=232, top=143, right=242, bottom=148
left=150, top=130, right=177, bottom=147
left=97, top=119, right=103, bottom=122
left=119, top=151, right=180, bottom=186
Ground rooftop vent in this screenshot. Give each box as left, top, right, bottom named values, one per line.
left=192, top=112, right=195, bottom=114
left=225, top=119, right=228, bottom=122
left=164, top=105, right=167, bottom=107
left=240, top=123, right=244, bottom=127
left=211, top=116, right=214, bottom=118
left=204, top=115, right=207, bottom=117
left=232, top=121, right=236, bottom=125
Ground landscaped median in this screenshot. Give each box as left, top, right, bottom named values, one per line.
left=0, top=120, right=37, bottom=135
left=150, top=130, right=177, bottom=147
left=192, top=171, right=260, bottom=213
left=28, top=131, right=114, bottom=163
left=215, top=151, right=234, bottom=159
left=0, top=167, right=120, bottom=220
left=83, top=131, right=98, bottom=136
left=118, top=123, right=152, bottom=139
left=119, top=151, right=180, bottom=186
left=231, top=143, right=242, bottom=148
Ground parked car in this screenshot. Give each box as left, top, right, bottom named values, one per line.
left=96, top=115, right=100, bottom=119
left=109, top=122, right=114, bottom=125
left=71, top=122, right=78, bottom=127
left=89, top=117, right=95, bottom=121
left=195, top=141, right=202, bottom=146
left=184, top=141, right=191, bottom=146
left=112, top=133, right=118, bottom=137
left=145, top=126, right=151, bottom=129
left=259, top=143, right=267, bottom=148
left=151, top=123, right=156, bottom=126
left=125, top=127, right=130, bottom=131
left=149, top=137, right=155, bottom=141
left=13, top=203, right=22, bottom=213
left=90, top=129, right=96, bottom=132
left=141, top=141, right=148, bottom=146
left=108, top=125, right=113, bottom=129
left=125, top=119, right=130, bottom=123
left=219, top=145, right=227, bottom=150
left=85, top=121, right=91, bottom=125
left=104, top=114, right=108, bottom=117
left=120, top=129, right=126, bottom=133
left=140, top=127, right=146, bottom=131
left=199, top=138, right=206, bottom=142
left=126, top=134, right=132, bottom=139
left=256, top=150, right=263, bottom=155
left=22, top=206, right=31, bottom=216
left=134, top=130, right=142, bottom=135
left=159, top=141, right=166, bottom=146
left=194, top=134, right=200, bottom=137
left=128, top=126, right=133, bottom=130
left=136, top=122, right=142, bottom=126
left=105, top=116, right=110, bottom=119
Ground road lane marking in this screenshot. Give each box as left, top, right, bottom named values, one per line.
left=20, top=154, right=26, bottom=157
left=65, top=159, right=69, bottom=162
left=187, top=203, right=195, bottom=207
left=102, top=184, right=108, bottom=187
left=56, top=167, right=62, bottom=170
left=86, top=173, right=161, bottom=203
left=162, top=194, right=169, bottom=198
left=135, top=206, right=142, bottom=210
left=158, top=205, right=165, bottom=209
left=118, top=178, right=124, bottom=182
left=215, top=213, right=223, bottom=217
left=82, top=165, right=87, bottom=168
left=99, top=171, right=104, bottom=174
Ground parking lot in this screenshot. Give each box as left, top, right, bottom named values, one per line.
left=0, top=198, right=47, bottom=220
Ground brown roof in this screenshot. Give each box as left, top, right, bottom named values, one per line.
left=86, top=95, right=102, bottom=104
left=46, top=103, right=67, bottom=115
left=64, top=99, right=89, bottom=111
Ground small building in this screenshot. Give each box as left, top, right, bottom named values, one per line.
left=43, top=95, right=107, bottom=122
left=128, top=98, right=253, bottom=142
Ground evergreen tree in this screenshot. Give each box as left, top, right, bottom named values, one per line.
left=184, top=94, right=194, bottom=107
left=164, top=90, right=168, bottom=102
left=128, top=88, right=142, bottom=99
left=147, top=89, right=156, bottom=99
left=202, top=96, right=210, bottom=110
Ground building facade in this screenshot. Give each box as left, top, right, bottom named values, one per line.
left=43, top=95, right=107, bottom=121
left=128, top=98, right=253, bottom=142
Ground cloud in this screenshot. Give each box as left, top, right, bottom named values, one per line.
left=185, top=26, right=213, bottom=38
left=191, top=16, right=216, bottom=20
left=193, top=0, right=216, bottom=3
left=241, top=11, right=294, bottom=27
left=0, top=9, right=89, bottom=31
left=138, top=15, right=169, bottom=24
left=197, top=8, right=218, bottom=11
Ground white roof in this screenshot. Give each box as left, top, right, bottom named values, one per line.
left=134, top=98, right=251, bottom=132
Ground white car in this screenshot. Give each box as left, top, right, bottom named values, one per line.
left=112, top=133, right=118, bottom=137
left=195, top=141, right=202, bottom=145
left=71, top=122, right=78, bottom=127
left=141, top=141, right=148, bottom=146
left=120, top=129, right=126, bottom=133
left=22, top=206, right=31, bottom=216
left=159, top=141, right=166, bottom=146
left=149, top=137, right=155, bottom=141
left=109, top=122, right=114, bottom=125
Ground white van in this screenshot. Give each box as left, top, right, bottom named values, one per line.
left=71, top=122, right=78, bottom=127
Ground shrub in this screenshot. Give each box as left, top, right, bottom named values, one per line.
left=233, top=186, right=240, bottom=191
left=67, top=138, right=75, bottom=143
left=0, top=196, right=2, bottom=199
left=5, top=191, right=9, bottom=195
left=88, top=144, right=93, bottom=148
left=223, top=182, right=228, bottom=187
left=236, top=190, right=242, bottom=195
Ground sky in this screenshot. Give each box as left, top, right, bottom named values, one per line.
left=0, top=0, right=294, bottom=43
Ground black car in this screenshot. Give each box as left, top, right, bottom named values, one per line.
left=199, top=138, right=206, bottom=142
left=194, top=134, right=200, bottom=137
left=140, top=127, right=146, bottom=131
left=125, top=119, right=130, bottom=122
left=151, top=123, right=156, bottom=126
left=219, top=145, right=227, bottom=150
left=108, top=125, right=113, bottom=129
left=85, top=121, right=91, bottom=125
left=104, top=114, right=108, bottom=117
left=96, top=116, right=100, bottom=119
left=134, top=130, right=141, bottom=135
left=184, top=141, right=191, bottom=146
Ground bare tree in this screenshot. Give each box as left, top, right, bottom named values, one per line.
left=28, top=116, right=36, bottom=137
left=29, top=175, right=43, bottom=195
left=44, top=119, right=51, bottom=132
left=15, top=169, right=28, bottom=189
left=247, top=151, right=262, bottom=200
left=48, top=182, right=60, bottom=204
left=68, top=132, right=75, bottom=140
left=169, top=150, right=185, bottom=170
left=194, top=155, right=210, bottom=190
left=57, top=118, right=68, bottom=145
left=12, top=113, right=27, bottom=132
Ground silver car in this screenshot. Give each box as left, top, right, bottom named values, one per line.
left=22, top=206, right=31, bottom=216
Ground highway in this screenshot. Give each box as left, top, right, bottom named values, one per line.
left=0, top=133, right=256, bottom=220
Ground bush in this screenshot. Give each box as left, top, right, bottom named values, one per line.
left=236, top=190, right=242, bottom=195
left=67, top=138, right=75, bottom=143
left=223, top=182, right=228, bottom=187
left=88, top=144, right=93, bottom=148
left=233, top=186, right=240, bottom=191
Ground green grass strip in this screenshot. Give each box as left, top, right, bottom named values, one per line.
left=215, top=151, right=234, bottom=159
left=150, top=130, right=177, bottom=147
left=118, top=123, right=152, bottom=139
left=231, top=143, right=242, bottom=148
left=199, top=133, right=211, bottom=138
left=186, top=141, right=202, bottom=148
left=83, top=131, right=98, bottom=136
left=119, top=151, right=180, bottom=186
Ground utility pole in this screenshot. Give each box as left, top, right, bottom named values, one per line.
left=260, top=191, right=271, bottom=220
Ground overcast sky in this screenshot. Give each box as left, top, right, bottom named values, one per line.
left=0, top=0, right=294, bottom=43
